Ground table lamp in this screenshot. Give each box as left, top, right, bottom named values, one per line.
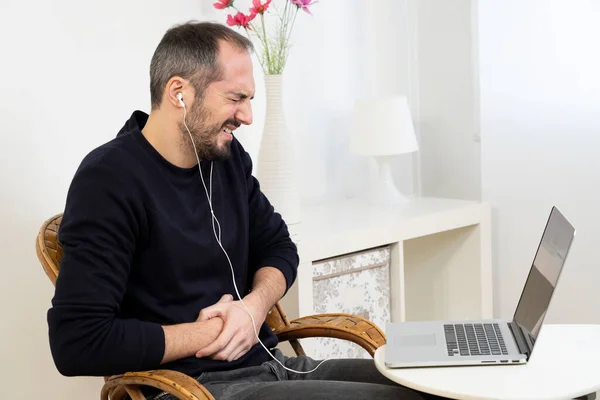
left=350, top=96, right=419, bottom=205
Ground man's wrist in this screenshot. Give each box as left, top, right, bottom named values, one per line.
left=243, top=266, right=286, bottom=327
left=243, top=291, right=270, bottom=320
left=161, top=317, right=224, bottom=364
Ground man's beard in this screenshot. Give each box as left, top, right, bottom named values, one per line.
left=180, top=101, right=234, bottom=162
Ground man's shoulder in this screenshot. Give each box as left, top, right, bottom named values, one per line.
left=70, top=133, right=143, bottom=194
left=77, top=134, right=139, bottom=176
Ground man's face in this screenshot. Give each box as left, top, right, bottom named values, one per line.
left=182, top=41, right=255, bottom=161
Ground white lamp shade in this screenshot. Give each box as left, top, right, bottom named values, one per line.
left=350, top=96, right=419, bottom=156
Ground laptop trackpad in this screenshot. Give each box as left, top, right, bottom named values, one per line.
left=396, top=333, right=436, bottom=347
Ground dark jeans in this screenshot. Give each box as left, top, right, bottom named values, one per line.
left=149, top=349, right=445, bottom=400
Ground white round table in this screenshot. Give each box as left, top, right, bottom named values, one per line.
left=374, top=324, right=600, bottom=400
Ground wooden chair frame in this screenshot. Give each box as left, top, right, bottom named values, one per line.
left=37, top=213, right=386, bottom=399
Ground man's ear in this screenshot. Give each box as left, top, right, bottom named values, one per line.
left=166, top=77, right=187, bottom=108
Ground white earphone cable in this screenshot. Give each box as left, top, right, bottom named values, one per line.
left=181, top=102, right=329, bottom=374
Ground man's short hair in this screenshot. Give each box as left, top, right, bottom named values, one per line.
left=149, top=21, right=254, bottom=109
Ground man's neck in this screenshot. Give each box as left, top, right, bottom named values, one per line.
left=141, top=110, right=198, bottom=169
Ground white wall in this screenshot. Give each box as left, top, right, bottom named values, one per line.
left=478, top=0, right=600, bottom=322
left=0, top=0, right=397, bottom=398
left=416, top=0, right=481, bottom=201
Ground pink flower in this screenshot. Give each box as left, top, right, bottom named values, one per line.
left=213, top=0, right=233, bottom=9
left=226, top=11, right=257, bottom=29
left=250, top=0, right=272, bottom=15
left=291, top=0, right=317, bottom=15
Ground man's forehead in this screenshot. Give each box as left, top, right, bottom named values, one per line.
left=217, top=67, right=255, bottom=95
left=215, top=50, right=254, bottom=92
left=213, top=76, right=255, bottom=97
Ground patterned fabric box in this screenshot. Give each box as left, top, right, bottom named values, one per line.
left=310, top=245, right=391, bottom=359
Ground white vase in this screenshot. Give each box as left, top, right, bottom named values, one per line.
left=256, top=74, right=302, bottom=231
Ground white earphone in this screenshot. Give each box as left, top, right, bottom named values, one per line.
left=179, top=92, right=329, bottom=374
left=177, top=92, right=185, bottom=108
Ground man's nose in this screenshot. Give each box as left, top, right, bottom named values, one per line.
left=235, top=101, right=253, bottom=126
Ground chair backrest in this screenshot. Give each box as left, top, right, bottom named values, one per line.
left=36, top=214, right=63, bottom=285
left=36, top=213, right=303, bottom=354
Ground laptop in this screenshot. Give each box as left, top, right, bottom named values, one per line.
left=385, top=206, right=575, bottom=368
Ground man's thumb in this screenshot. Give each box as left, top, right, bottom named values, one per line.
left=219, top=294, right=234, bottom=303
left=198, top=304, right=224, bottom=321
left=197, top=295, right=233, bottom=321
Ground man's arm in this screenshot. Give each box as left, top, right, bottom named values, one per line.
left=48, top=158, right=220, bottom=376
left=244, top=266, right=286, bottom=319
left=162, top=315, right=225, bottom=364
left=161, top=294, right=232, bottom=364
left=159, top=319, right=222, bottom=364
left=242, top=144, right=299, bottom=294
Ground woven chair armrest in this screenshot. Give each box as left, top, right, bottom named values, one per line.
left=101, top=369, right=215, bottom=400
left=275, top=313, right=386, bottom=357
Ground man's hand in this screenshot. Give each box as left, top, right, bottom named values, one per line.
left=195, top=267, right=286, bottom=362
left=196, top=293, right=234, bottom=322
left=160, top=302, right=226, bottom=365
left=194, top=294, right=266, bottom=362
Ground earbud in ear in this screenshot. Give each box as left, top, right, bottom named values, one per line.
left=176, top=93, right=185, bottom=108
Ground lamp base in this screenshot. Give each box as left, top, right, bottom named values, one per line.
left=369, top=156, right=411, bottom=206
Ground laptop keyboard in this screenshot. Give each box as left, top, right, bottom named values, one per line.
left=444, top=323, right=508, bottom=356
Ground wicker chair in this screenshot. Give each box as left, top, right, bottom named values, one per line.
left=36, top=213, right=386, bottom=400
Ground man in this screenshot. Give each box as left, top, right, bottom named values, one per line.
left=48, top=21, right=434, bottom=400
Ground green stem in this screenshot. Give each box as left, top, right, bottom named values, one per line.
left=277, top=8, right=298, bottom=70
left=282, top=0, right=289, bottom=23
left=285, top=8, right=299, bottom=49
left=260, top=13, right=272, bottom=73
left=244, top=27, right=265, bottom=74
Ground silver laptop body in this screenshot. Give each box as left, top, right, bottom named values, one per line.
left=385, top=206, right=575, bottom=368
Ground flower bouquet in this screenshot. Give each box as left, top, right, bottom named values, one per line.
left=213, top=0, right=317, bottom=74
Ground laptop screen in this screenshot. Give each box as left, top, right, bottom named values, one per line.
left=512, top=207, right=575, bottom=347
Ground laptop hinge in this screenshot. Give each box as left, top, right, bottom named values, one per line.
left=508, top=321, right=533, bottom=358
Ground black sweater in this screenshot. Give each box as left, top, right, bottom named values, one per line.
left=47, top=111, right=298, bottom=378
